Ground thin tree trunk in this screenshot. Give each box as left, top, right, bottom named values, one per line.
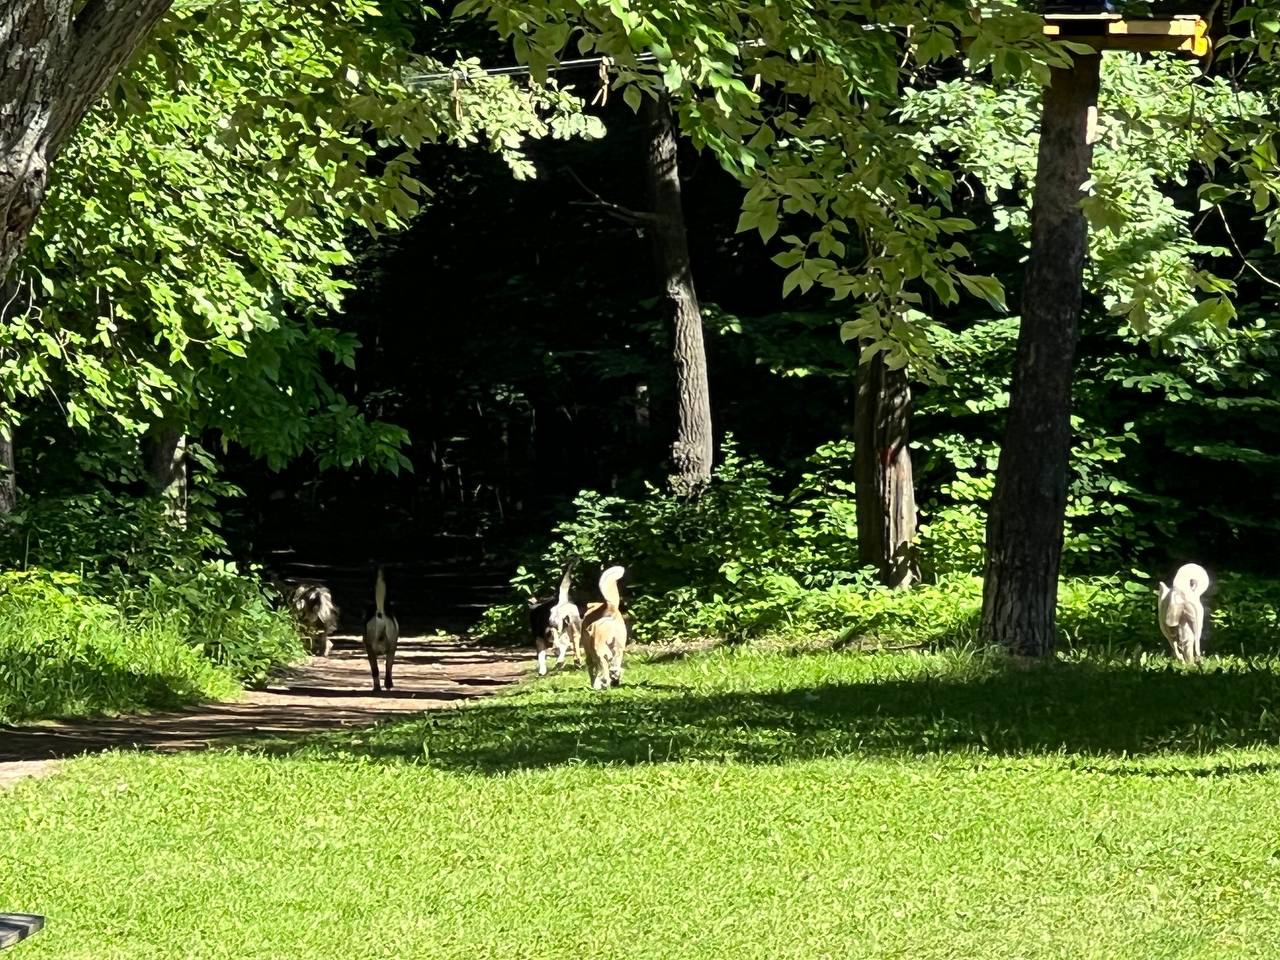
left=980, top=54, right=1101, bottom=657
left=853, top=349, right=918, bottom=588
left=0, top=429, right=15, bottom=516
left=643, top=93, right=713, bottom=494
left=1, top=0, right=174, bottom=284
left=145, top=424, right=187, bottom=525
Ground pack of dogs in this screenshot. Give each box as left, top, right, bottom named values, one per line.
left=283, top=564, right=401, bottom=692
left=284, top=559, right=631, bottom=692
left=284, top=556, right=1211, bottom=695
left=528, top=562, right=629, bottom=689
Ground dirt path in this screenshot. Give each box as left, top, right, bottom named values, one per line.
left=0, top=635, right=528, bottom=788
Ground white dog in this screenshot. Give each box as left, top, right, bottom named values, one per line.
left=1158, top=563, right=1209, bottom=663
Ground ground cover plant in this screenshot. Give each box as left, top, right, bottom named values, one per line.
left=7, top=642, right=1280, bottom=959
left=0, top=490, right=305, bottom=723
left=0, top=570, right=240, bottom=723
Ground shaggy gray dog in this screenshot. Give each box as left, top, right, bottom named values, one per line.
left=289, top=582, right=340, bottom=657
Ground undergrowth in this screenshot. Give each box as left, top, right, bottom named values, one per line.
left=0, top=488, right=303, bottom=720
left=0, top=570, right=238, bottom=723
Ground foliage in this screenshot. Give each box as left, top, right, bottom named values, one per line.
left=903, top=54, right=1244, bottom=339
left=122, top=562, right=303, bottom=686
left=480, top=438, right=870, bottom=642
left=478, top=418, right=1280, bottom=650
left=9, top=0, right=603, bottom=472
left=460, top=0, right=1087, bottom=371
left=17, top=646, right=1280, bottom=956
left=0, top=486, right=302, bottom=684
left=0, top=569, right=238, bottom=723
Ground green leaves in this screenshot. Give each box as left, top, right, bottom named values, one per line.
left=16, top=0, right=601, bottom=475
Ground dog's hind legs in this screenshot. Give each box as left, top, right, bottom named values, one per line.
left=590, top=660, right=609, bottom=691
left=384, top=641, right=397, bottom=691
left=365, top=649, right=382, bottom=692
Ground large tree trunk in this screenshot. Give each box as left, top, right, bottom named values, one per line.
left=980, top=53, right=1101, bottom=657
left=853, top=349, right=918, bottom=588
left=1, top=0, right=174, bottom=284
left=643, top=93, right=713, bottom=495
left=145, top=424, right=187, bottom=525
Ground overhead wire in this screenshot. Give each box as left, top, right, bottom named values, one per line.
left=403, top=52, right=659, bottom=88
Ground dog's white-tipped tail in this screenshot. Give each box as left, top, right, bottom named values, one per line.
left=599, top=565, right=625, bottom=615
left=557, top=561, right=574, bottom=608
left=375, top=566, right=387, bottom=617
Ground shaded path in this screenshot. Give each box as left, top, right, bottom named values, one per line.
left=0, top=636, right=527, bottom=787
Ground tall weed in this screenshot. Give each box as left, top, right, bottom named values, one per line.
left=0, top=570, right=238, bottom=722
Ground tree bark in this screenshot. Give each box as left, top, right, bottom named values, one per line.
left=0, top=0, right=174, bottom=284
left=853, top=349, right=918, bottom=588
left=0, top=429, right=15, bottom=516
left=145, top=424, right=187, bottom=525
left=980, top=54, right=1101, bottom=657
left=643, top=93, right=713, bottom=495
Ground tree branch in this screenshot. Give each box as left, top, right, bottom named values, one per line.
left=565, top=167, right=658, bottom=225
left=45, top=0, right=175, bottom=157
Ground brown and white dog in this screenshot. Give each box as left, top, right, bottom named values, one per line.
left=1158, top=563, right=1209, bottom=663
left=289, top=582, right=340, bottom=657
left=581, top=565, right=627, bottom=690
left=363, top=566, right=399, bottom=692
left=529, top=563, right=582, bottom=676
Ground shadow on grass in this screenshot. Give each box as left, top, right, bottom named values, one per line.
left=264, top=658, right=1280, bottom=772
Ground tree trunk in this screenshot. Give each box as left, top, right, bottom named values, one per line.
left=853, top=349, right=918, bottom=588
left=980, top=54, right=1101, bottom=657
left=1, top=0, right=174, bottom=284
left=0, top=429, right=15, bottom=516
left=145, top=424, right=187, bottom=525
left=643, top=93, right=713, bottom=495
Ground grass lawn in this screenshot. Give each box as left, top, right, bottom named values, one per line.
left=5, top=645, right=1280, bottom=959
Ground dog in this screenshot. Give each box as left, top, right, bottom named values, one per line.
left=363, top=565, right=399, bottom=692
left=1158, top=563, right=1209, bottom=663
left=581, top=565, right=627, bottom=690
left=529, top=562, right=583, bottom=676
left=288, top=582, right=340, bottom=657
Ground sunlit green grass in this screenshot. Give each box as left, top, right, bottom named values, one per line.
left=5, top=646, right=1280, bottom=959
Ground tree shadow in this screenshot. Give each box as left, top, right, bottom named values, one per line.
left=265, top=658, right=1280, bottom=773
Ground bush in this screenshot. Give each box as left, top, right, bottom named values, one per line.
left=0, top=490, right=304, bottom=685
left=122, top=561, right=303, bottom=685
left=481, top=439, right=869, bottom=643
left=0, top=570, right=239, bottom=723
left=1058, top=573, right=1280, bottom=657
left=480, top=437, right=1280, bottom=655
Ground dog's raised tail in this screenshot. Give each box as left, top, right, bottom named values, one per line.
left=557, top=559, right=575, bottom=608
left=599, top=565, right=625, bottom=615
left=375, top=566, right=388, bottom=617
left=1172, top=563, right=1209, bottom=599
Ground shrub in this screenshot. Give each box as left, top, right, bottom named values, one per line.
left=480, top=436, right=1280, bottom=655
left=0, top=490, right=304, bottom=684
left=0, top=570, right=238, bottom=723
left=122, top=561, right=303, bottom=685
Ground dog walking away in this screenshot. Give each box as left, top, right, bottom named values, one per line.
left=1158, top=563, right=1209, bottom=663
left=529, top=563, right=583, bottom=675
left=289, top=582, right=339, bottom=657
left=363, top=566, right=399, bottom=692
left=581, top=565, right=627, bottom=690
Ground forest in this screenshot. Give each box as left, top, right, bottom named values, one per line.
left=4, top=1, right=1280, bottom=957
